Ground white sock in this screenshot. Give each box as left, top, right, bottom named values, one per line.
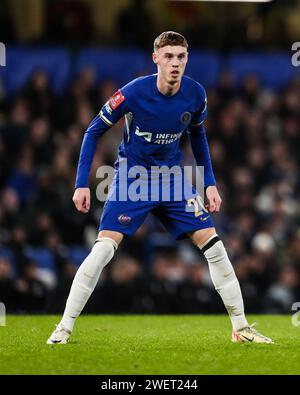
left=199, top=235, right=248, bottom=331
left=60, top=237, right=118, bottom=331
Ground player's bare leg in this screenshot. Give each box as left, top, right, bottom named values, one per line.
left=188, top=228, right=274, bottom=344
left=47, top=230, right=123, bottom=344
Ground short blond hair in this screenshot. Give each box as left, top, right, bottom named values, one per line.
left=154, top=31, right=188, bottom=52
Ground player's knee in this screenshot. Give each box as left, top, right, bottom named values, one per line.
left=75, top=237, right=118, bottom=280
left=190, top=227, right=217, bottom=246
left=92, top=237, right=118, bottom=267
left=200, top=234, right=224, bottom=257
left=98, top=230, right=123, bottom=245
left=95, top=236, right=118, bottom=250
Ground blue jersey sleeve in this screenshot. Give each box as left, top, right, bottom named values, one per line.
left=75, top=89, right=128, bottom=188
left=99, top=89, right=127, bottom=126
left=190, top=84, right=208, bottom=126
left=188, top=85, right=216, bottom=187
left=188, top=125, right=216, bottom=187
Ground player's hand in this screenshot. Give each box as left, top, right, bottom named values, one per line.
left=205, top=186, right=222, bottom=213
left=73, top=188, right=90, bottom=213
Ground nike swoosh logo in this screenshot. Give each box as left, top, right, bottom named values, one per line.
left=241, top=335, right=254, bottom=342
left=224, top=271, right=233, bottom=278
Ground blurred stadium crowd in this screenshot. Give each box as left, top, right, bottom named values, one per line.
left=1, top=0, right=300, bottom=315
left=1, top=57, right=300, bottom=315
left=1, top=0, right=299, bottom=51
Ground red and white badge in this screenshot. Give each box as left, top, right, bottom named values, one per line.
left=109, top=90, right=125, bottom=109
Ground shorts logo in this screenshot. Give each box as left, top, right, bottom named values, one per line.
left=118, top=214, right=132, bottom=225
left=180, top=112, right=192, bottom=124
left=109, top=90, right=125, bottom=110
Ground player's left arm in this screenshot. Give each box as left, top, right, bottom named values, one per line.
left=188, top=86, right=222, bottom=213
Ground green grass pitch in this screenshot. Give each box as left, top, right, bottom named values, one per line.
left=0, top=315, right=299, bottom=375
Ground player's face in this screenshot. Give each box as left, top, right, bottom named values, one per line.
left=153, top=46, right=188, bottom=85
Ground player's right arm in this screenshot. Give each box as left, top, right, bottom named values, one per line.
left=73, top=89, right=127, bottom=213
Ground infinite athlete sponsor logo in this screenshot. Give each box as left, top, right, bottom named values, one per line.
left=118, top=214, right=132, bottom=225
left=153, top=132, right=183, bottom=144
left=135, top=127, right=183, bottom=144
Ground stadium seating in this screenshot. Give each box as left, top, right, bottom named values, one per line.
left=75, top=48, right=145, bottom=87
left=0, top=247, right=18, bottom=277
left=0, top=47, right=70, bottom=95
left=68, top=246, right=89, bottom=267
left=226, top=52, right=299, bottom=89
left=24, top=247, right=55, bottom=271
left=1, top=48, right=299, bottom=96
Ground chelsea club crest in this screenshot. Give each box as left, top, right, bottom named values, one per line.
left=180, top=112, right=192, bottom=125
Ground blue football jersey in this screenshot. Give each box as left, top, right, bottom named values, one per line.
left=100, top=74, right=207, bottom=169
left=75, top=73, right=215, bottom=188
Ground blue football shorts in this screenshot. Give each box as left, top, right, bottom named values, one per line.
left=98, top=171, right=214, bottom=240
